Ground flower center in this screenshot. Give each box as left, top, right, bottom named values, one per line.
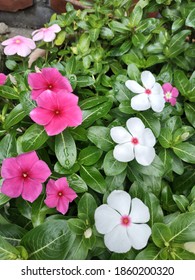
left=58, top=191, right=63, bottom=197
left=121, top=215, right=131, bottom=227
left=22, top=172, right=28, bottom=178
left=145, top=89, right=151, bottom=95
left=165, top=91, right=172, bottom=99
left=48, top=84, right=53, bottom=89
left=15, top=39, right=21, bottom=44
left=131, top=137, right=139, bottom=145
left=55, top=110, right=60, bottom=115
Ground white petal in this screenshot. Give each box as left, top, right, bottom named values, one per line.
left=149, top=93, right=165, bottom=113
left=95, top=205, right=121, bottom=234
left=151, top=82, right=163, bottom=95
left=107, top=190, right=131, bottom=216
left=125, top=80, right=145, bottom=93
left=131, top=93, right=150, bottom=111
left=110, top=127, right=131, bottom=144
left=142, top=128, right=156, bottom=147
left=130, top=198, right=150, bottom=223
left=134, top=145, right=156, bottom=166
left=113, top=143, right=134, bottom=162
left=126, top=117, right=145, bottom=138
left=141, top=71, right=155, bottom=89
left=104, top=225, right=132, bottom=253
left=127, top=223, right=151, bottom=250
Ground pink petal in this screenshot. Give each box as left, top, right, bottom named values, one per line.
left=30, top=89, right=46, bottom=100
left=17, top=44, right=31, bottom=57
left=1, top=37, right=15, bottom=46
left=22, top=178, right=42, bottom=202
left=48, top=24, right=61, bottom=33
left=43, top=30, right=56, bottom=42
left=58, top=92, right=78, bottom=107
left=170, top=97, right=177, bottom=106
left=44, top=116, right=68, bottom=136
left=16, top=151, right=39, bottom=172
left=28, top=72, right=48, bottom=89
left=29, top=160, right=51, bottom=182
left=162, top=83, right=172, bottom=93
left=30, top=107, right=54, bottom=125
left=36, top=90, right=58, bottom=110
left=56, top=196, right=69, bottom=215
left=55, top=177, right=69, bottom=189
left=32, top=31, right=44, bottom=41
left=24, top=38, right=36, bottom=49
left=0, top=73, right=7, bottom=85
left=171, top=87, right=179, bottom=97
left=44, top=194, right=58, bottom=208
left=46, top=179, right=58, bottom=195
left=63, top=106, right=83, bottom=127
left=1, top=177, right=23, bottom=198
left=1, top=157, right=21, bottom=179
left=41, top=68, right=62, bottom=84
left=4, top=45, right=17, bottom=56
left=53, top=77, right=73, bottom=93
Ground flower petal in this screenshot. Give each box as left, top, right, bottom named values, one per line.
left=113, top=143, right=134, bottom=162
left=135, top=145, right=155, bottom=166
left=16, top=151, right=39, bottom=172
left=107, top=190, right=131, bottom=216
left=131, top=93, right=150, bottom=111
left=63, top=105, right=83, bottom=127
left=56, top=196, right=69, bottom=214
left=1, top=158, right=21, bottom=179
left=130, top=198, right=150, bottom=223
left=141, top=71, right=155, bottom=89
left=127, top=223, right=151, bottom=250
left=110, top=127, right=131, bottom=144
left=0, top=73, right=7, bottom=85
left=171, top=87, right=179, bottom=97
left=170, top=97, right=177, bottom=106
left=44, top=115, right=68, bottom=136
left=36, top=90, right=58, bottom=110
left=125, top=80, right=145, bottom=94
left=149, top=92, right=165, bottom=112
left=142, top=128, right=156, bottom=147
left=28, top=72, right=47, bottom=90
left=48, top=24, right=61, bottom=33
left=151, top=82, right=163, bottom=95
left=22, top=178, right=42, bottom=202
left=104, top=225, right=132, bottom=253
left=32, top=31, right=44, bottom=41
left=44, top=194, right=58, bottom=208
left=29, top=160, right=51, bottom=182
left=46, top=179, right=58, bottom=195
left=43, top=30, right=56, bottom=42
left=17, top=44, right=31, bottom=57
left=1, top=177, right=23, bottom=198
left=126, top=117, right=145, bottom=138
left=162, top=83, right=172, bottom=93
left=95, top=205, right=121, bottom=234
left=55, top=178, right=77, bottom=201
left=30, top=107, right=54, bottom=125
left=4, top=45, right=17, bottom=56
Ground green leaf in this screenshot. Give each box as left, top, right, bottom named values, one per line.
left=55, top=31, right=66, bottom=46
left=67, top=173, right=88, bottom=193
left=173, top=169, right=195, bottom=193
left=0, top=235, right=20, bottom=260
left=174, top=70, right=189, bottom=97
left=87, top=126, right=114, bottom=151
left=103, top=150, right=127, bottom=176
left=185, top=103, right=195, bottom=128
left=19, top=124, right=49, bottom=152
left=5, top=60, right=17, bottom=70
left=0, top=224, right=27, bottom=246
left=109, top=20, right=129, bottom=33
left=129, top=6, right=143, bottom=28
left=173, top=126, right=194, bottom=144
left=19, top=91, right=36, bottom=114
left=166, top=30, right=191, bottom=58
left=185, top=8, right=195, bottom=28
left=159, top=149, right=172, bottom=174
left=173, top=195, right=189, bottom=213
left=0, top=193, right=10, bottom=208
left=169, top=212, right=195, bottom=243
left=119, top=101, right=135, bottom=114
left=55, top=130, right=77, bottom=169
left=160, top=183, right=177, bottom=212
left=54, top=162, right=80, bottom=175
left=78, top=146, right=102, bottom=166
left=80, top=166, right=106, bottom=194
left=172, top=18, right=184, bottom=33
left=0, top=133, right=17, bottom=164
left=0, top=86, right=18, bottom=99
left=65, top=56, right=76, bottom=75
left=173, top=142, right=195, bottom=164
left=158, top=127, right=172, bottom=148
left=3, top=104, right=27, bottom=130
left=67, top=219, right=86, bottom=235
left=127, top=63, right=140, bottom=81
left=79, top=96, right=108, bottom=110
left=138, top=111, right=161, bottom=137
left=21, top=220, right=75, bottom=260
left=77, top=33, right=90, bottom=54
left=78, top=193, right=97, bottom=224
left=135, top=244, right=160, bottom=260
left=172, top=248, right=195, bottom=260
left=152, top=223, right=172, bottom=248
left=66, top=236, right=88, bottom=260
left=82, top=101, right=113, bottom=128
left=144, top=193, right=164, bottom=227
left=77, top=76, right=95, bottom=87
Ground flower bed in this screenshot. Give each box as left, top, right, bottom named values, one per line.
left=0, top=0, right=195, bottom=260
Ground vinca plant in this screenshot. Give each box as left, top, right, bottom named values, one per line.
left=0, top=0, right=195, bottom=260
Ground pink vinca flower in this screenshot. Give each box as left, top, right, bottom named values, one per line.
left=28, top=67, right=73, bottom=100
left=32, top=24, right=61, bottom=42
left=1, top=151, right=51, bottom=202
left=30, top=90, right=82, bottom=136
left=162, top=83, right=179, bottom=106
left=0, top=73, right=7, bottom=85
left=1, top=35, right=36, bottom=57
left=44, top=178, right=77, bottom=215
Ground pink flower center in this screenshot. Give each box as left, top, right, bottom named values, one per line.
left=121, top=215, right=131, bottom=227
left=165, top=91, right=172, bottom=100
left=15, top=39, right=21, bottom=44
left=22, top=172, right=28, bottom=178
left=48, top=84, right=53, bottom=89
left=145, top=89, right=151, bottom=95
left=131, top=137, right=139, bottom=145
left=58, top=191, right=63, bottom=197
left=55, top=110, right=60, bottom=115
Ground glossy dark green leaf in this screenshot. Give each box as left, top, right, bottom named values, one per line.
left=67, top=173, right=88, bottom=193
left=0, top=235, right=20, bottom=260
left=0, top=133, right=17, bottom=164
left=0, top=224, right=27, bottom=246
left=138, top=111, right=161, bottom=137
left=135, top=244, right=160, bottom=260
left=173, top=142, right=195, bottom=164
left=78, top=193, right=97, bottom=224
left=184, top=103, right=195, bottom=128
left=0, top=86, right=18, bottom=99
left=185, top=8, right=195, bottom=28
left=103, top=150, right=127, bottom=176
left=3, top=104, right=27, bottom=130
left=78, top=146, right=102, bottom=166
left=87, top=126, right=114, bottom=151
left=152, top=223, right=172, bottom=248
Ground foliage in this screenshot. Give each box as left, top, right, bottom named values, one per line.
left=0, top=0, right=195, bottom=260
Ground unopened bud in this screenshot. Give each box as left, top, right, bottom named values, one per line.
left=84, top=228, right=92, bottom=239
left=181, top=132, right=190, bottom=141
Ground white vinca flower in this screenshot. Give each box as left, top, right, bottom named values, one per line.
left=110, top=117, right=156, bottom=166
left=125, top=71, right=165, bottom=112
left=95, top=190, right=151, bottom=253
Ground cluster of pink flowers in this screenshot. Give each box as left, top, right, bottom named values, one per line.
left=28, top=67, right=82, bottom=136
left=1, top=151, right=77, bottom=214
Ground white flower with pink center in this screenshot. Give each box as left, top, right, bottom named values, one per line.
left=110, top=117, right=156, bottom=166
left=32, top=24, right=61, bottom=42
left=95, top=190, right=151, bottom=253
left=125, top=71, right=165, bottom=112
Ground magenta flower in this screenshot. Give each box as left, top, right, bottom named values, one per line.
left=162, top=83, right=179, bottom=106
left=28, top=67, right=73, bottom=100
left=0, top=73, right=7, bottom=85
left=1, top=151, right=51, bottom=202
left=32, top=24, right=61, bottom=42
left=1, top=35, right=36, bottom=57
left=30, top=90, right=82, bottom=136
left=44, top=178, right=77, bottom=215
